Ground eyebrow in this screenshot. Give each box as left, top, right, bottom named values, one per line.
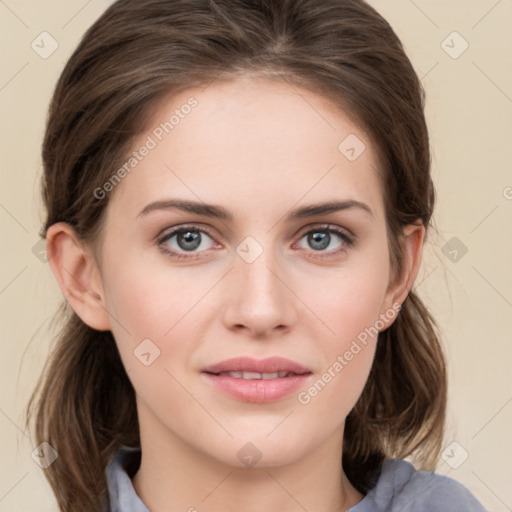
left=137, top=198, right=373, bottom=221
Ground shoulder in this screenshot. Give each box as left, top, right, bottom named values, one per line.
left=349, top=458, right=487, bottom=512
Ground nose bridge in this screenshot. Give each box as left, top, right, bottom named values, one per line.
left=241, top=253, right=279, bottom=303
left=223, top=237, right=296, bottom=335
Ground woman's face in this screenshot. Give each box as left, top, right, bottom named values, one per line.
left=94, top=75, right=406, bottom=467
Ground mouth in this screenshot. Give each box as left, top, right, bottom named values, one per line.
left=201, top=357, right=312, bottom=403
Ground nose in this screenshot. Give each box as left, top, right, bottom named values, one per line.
left=222, top=245, right=298, bottom=339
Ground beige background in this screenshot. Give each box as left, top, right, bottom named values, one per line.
left=1, top=0, right=511, bottom=510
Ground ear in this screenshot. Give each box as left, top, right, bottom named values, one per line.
left=46, top=222, right=110, bottom=331
left=380, top=222, right=425, bottom=326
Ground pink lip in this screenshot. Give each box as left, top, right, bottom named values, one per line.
left=201, top=356, right=311, bottom=375
left=201, top=357, right=312, bottom=403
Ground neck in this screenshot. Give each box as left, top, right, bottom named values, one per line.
left=132, top=413, right=364, bottom=512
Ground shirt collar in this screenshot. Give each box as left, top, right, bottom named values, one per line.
left=105, top=445, right=149, bottom=512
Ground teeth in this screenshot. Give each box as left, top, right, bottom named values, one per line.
left=218, top=371, right=291, bottom=379
left=243, top=371, right=264, bottom=379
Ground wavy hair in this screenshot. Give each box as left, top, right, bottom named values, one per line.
left=26, top=0, right=447, bottom=510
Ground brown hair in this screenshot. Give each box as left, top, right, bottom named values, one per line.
left=26, top=0, right=447, bottom=510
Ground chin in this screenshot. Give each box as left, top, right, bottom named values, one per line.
left=205, top=431, right=315, bottom=470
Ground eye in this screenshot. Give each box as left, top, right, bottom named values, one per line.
left=295, top=225, right=354, bottom=256
left=157, top=226, right=217, bottom=259
left=156, top=224, right=354, bottom=261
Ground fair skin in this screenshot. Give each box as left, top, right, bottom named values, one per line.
left=47, top=75, right=424, bottom=512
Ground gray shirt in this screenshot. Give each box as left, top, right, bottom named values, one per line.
left=105, top=446, right=487, bottom=511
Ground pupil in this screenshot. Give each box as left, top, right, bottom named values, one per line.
left=309, top=231, right=329, bottom=250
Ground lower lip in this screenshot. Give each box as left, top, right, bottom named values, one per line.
left=201, top=373, right=312, bottom=403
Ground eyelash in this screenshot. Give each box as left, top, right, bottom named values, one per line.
left=156, top=224, right=355, bottom=261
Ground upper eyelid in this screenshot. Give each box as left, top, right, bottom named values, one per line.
left=156, top=223, right=216, bottom=242
left=295, top=223, right=353, bottom=239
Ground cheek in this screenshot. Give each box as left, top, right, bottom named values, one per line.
left=101, top=248, right=217, bottom=340
left=296, top=282, right=384, bottom=425
left=294, top=243, right=391, bottom=412
left=308, top=248, right=391, bottom=345
left=99, top=244, right=239, bottom=392
left=101, top=257, right=205, bottom=406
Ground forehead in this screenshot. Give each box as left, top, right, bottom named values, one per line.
left=105, top=75, right=385, bottom=222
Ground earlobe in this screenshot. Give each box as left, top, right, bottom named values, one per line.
left=46, top=222, right=111, bottom=331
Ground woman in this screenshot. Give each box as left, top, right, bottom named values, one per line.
left=26, top=0, right=487, bottom=510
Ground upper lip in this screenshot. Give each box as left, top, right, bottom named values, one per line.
left=201, top=356, right=311, bottom=375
